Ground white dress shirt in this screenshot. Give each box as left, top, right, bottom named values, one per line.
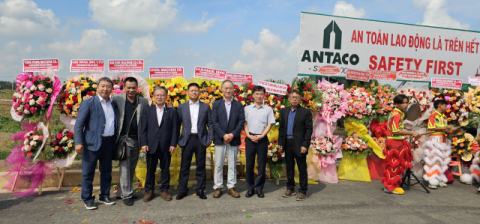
left=224, top=98, right=232, bottom=123
left=98, top=94, right=115, bottom=137
left=189, top=100, right=200, bottom=133
left=156, top=104, right=166, bottom=127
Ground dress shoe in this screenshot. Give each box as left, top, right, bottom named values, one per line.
left=84, top=201, right=97, bottom=210
left=143, top=190, right=155, bottom=202
left=123, top=198, right=134, bottom=206
left=245, top=190, right=255, bottom=198
left=98, top=197, right=116, bottom=205
left=196, top=190, right=207, bottom=199
left=282, top=189, right=297, bottom=198
left=296, top=193, right=307, bottom=201
left=160, top=190, right=172, bottom=201
left=176, top=192, right=188, bottom=200
left=257, top=190, right=265, bottom=198
left=228, top=188, right=240, bottom=198
left=213, top=189, right=222, bottom=198
left=116, top=194, right=138, bottom=200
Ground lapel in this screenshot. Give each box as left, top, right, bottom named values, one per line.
left=136, top=97, right=142, bottom=126
left=185, top=101, right=192, bottom=127
left=119, top=93, right=126, bottom=128
left=197, top=102, right=203, bottom=126
left=160, top=107, right=169, bottom=128
left=224, top=98, right=234, bottom=125
left=152, top=105, right=159, bottom=128
left=292, top=106, right=301, bottom=130
left=95, top=96, right=106, bottom=121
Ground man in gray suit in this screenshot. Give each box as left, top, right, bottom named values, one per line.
left=176, top=82, right=213, bottom=200
left=112, top=77, right=149, bottom=206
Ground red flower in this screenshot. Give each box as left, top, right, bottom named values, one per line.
left=72, top=96, right=78, bottom=102
left=248, top=96, right=253, bottom=100
left=277, top=154, right=282, bottom=160
left=304, top=87, right=308, bottom=91
left=237, top=96, right=243, bottom=101
left=312, top=90, right=315, bottom=94
left=58, top=147, right=64, bottom=152
left=87, top=91, right=94, bottom=96
left=55, top=140, right=60, bottom=145
left=67, top=132, right=74, bottom=138
left=57, top=133, right=63, bottom=139
left=265, top=93, right=269, bottom=97
left=306, top=83, right=312, bottom=88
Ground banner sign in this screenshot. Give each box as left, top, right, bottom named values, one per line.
left=108, top=60, right=144, bottom=72
left=226, top=73, right=253, bottom=84
left=431, top=78, right=463, bottom=90
left=346, top=69, right=370, bottom=81
left=70, top=60, right=104, bottom=72
left=149, top=67, right=184, bottom=79
left=194, top=66, right=226, bottom=81
left=298, top=13, right=480, bottom=84
left=468, top=76, right=480, bottom=86
left=23, top=59, right=59, bottom=72
left=257, top=80, right=288, bottom=95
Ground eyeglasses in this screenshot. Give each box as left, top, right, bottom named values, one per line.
left=289, top=96, right=300, bottom=99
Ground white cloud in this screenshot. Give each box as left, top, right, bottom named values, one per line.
left=47, top=29, right=122, bottom=57
left=176, top=11, right=215, bottom=33
left=0, top=41, right=35, bottom=79
left=129, top=34, right=158, bottom=59
left=224, top=21, right=241, bottom=31
left=232, top=29, right=299, bottom=82
left=174, top=48, right=200, bottom=57
left=332, top=1, right=365, bottom=18
left=0, top=0, right=60, bottom=37
left=414, top=0, right=469, bottom=29
left=308, top=6, right=319, bottom=13
left=205, top=61, right=217, bottom=68
left=89, top=0, right=178, bottom=33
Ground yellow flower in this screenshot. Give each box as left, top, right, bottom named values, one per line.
left=92, top=84, right=97, bottom=88
left=84, top=83, right=90, bottom=88
left=453, top=142, right=458, bottom=146
left=248, top=90, right=252, bottom=94
left=51, top=147, right=55, bottom=152
left=80, top=75, right=85, bottom=78
left=180, top=99, right=186, bottom=104
left=78, top=97, right=82, bottom=103
left=173, top=101, right=179, bottom=108
left=241, top=101, right=245, bottom=106
left=68, top=143, right=72, bottom=147
left=176, top=88, right=181, bottom=93
left=171, top=91, right=177, bottom=96
left=240, top=86, right=244, bottom=91
left=62, top=137, right=68, bottom=141
left=160, top=83, right=166, bottom=87
left=215, top=90, right=220, bottom=95
left=55, top=146, right=59, bottom=151
left=206, top=81, right=211, bottom=86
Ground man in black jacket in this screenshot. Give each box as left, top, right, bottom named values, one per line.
left=278, top=90, right=313, bottom=201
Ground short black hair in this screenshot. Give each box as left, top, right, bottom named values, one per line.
left=98, top=77, right=114, bottom=87
left=289, top=90, right=301, bottom=96
left=393, top=94, right=408, bottom=104
left=434, top=99, right=447, bottom=109
left=153, top=86, right=167, bottom=95
left=187, top=83, right=200, bottom=90
left=252, top=85, right=266, bottom=94
left=124, top=77, right=138, bottom=86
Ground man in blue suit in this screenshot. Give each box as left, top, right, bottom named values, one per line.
left=176, top=83, right=213, bottom=200
left=141, top=86, right=179, bottom=202
left=75, top=77, right=117, bottom=210
left=211, top=80, right=245, bottom=198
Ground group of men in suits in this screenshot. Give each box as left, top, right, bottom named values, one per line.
left=75, top=78, right=313, bottom=210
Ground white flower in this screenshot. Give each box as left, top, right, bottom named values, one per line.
left=30, top=85, right=36, bottom=91
left=29, top=99, right=35, bottom=105
left=33, top=136, right=39, bottom=140
left=272, top=157, right=278, bottom=162
left=272, top=148, right=277, bottom=153
left=24, top=139, right=29, bottom=145
left=46, top=88, right=52, bottom=93
left=24, top=109, right=30, bottom=114
left=268, top=152, right=274, bottom=157
left=38, top=84, right=45, bottom=91
left=30, top=141, right=36, bottom=146
left=73, top=77, right=79, bottom=82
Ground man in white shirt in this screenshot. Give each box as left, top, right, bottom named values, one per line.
left=176, top=83, right=213, bottom=200
left=141, top=86, right=179, bottom=202
left=75, top=77, right=117, bottom=210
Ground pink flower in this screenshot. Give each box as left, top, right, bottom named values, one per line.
left=37, top=136, right=43, bottom=140
left=25, top=81, right=33, bottom=89
left=114, top=89, right=122, bottom=94
left=34, top=91, right=41, bottom=97
left=57, top=133, right=63, bottom=139
left=25, top=104, right=30, bottom=110
left=29, top=107, right=37, bottom=114
left=39, top=92, right=47, bottom=98
left=39, top=100, right=46, bottom=107
left=120, top=76, right=127, bottom=79
left=137, top=88, right=142, bottom=93
left=119, top=82, right=124, bottom=86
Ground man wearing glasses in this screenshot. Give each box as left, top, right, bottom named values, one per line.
left=278, top=90, right=313, bottom=201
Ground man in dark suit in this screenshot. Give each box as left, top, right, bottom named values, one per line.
left=278, top=90, right=313, bottom=201
left=176, top=83, right=213, bottom=200
left=141, top=86, right=179, bottom=202
left=211, top=80, right=245, bottom=198
left=75, top=77, right=117, bottom=210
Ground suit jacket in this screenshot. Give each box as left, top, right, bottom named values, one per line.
left=113, top=93, right=149, bottom=145
left=177, top=101, right=213, bottom=147
left=278, top=106, right=313, bottom=156
left=211, top=98, right=245, bottom=146
left=141, top=105, right=179, bottom=154
left=74, top=95, right=117, bottom=152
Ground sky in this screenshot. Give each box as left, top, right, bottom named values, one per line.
left=0, top=0, right=479, bottom=83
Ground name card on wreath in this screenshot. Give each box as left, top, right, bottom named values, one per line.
left=258, top=80, right=288, bottom=95
left=108, top=59, right=144, bottom=72
left=194, top=66, right=226, bottom=81
left=23, top=59, right=59, bottom=72
left=70, top=60, right=104, bottom=72
left=149, top=67, right=184, bottom=79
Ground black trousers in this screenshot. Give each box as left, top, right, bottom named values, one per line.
left=145, top=144, right=171, bottom=192
left=285, top=139, right=308, bottom=193
left=245, top=136, right=269, bottom=192
left=178, top=135, right=206, bottom=193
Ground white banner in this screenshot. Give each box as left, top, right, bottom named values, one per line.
left=257, top=80, right=287, bottom=95
left=298, top=13, right=480, bottom=84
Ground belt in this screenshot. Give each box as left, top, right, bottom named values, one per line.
left=191, top=133, right=198, bottom=137
left=102, top=136, right=113, bottom=141
left=286, top=136, right=293, bottom=139
left=249, top=132, right=260, bottom=135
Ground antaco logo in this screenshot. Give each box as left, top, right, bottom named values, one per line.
left=302, top=20, right=360, bottom=75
